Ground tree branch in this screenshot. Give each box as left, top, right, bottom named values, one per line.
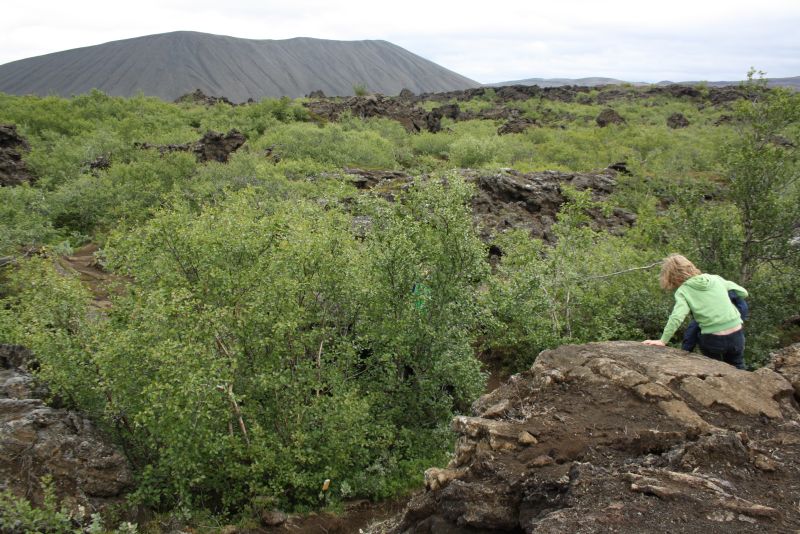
left=579, top=261, right=662, bottom=283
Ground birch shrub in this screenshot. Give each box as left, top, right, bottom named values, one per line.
left=0, top=176, right=487, bottom=512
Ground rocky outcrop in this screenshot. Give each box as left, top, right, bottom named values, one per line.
left=667, top=113, right=690, bottom=129
left=193, top=130, right=247, bottom=163
left=135, top=129, right=246, bottom=163
left=497, top=117, right=539, bottom=135
left=303, top=84, right=753, bottom=134
left=305, top=94, right=442, bottom=133
left=417, top=84, right=747, bottom=107
left=0, top=124, right=36, bottom=186
left=340, top=167, right=634, bottom=242
left=768, top=343, right=800, bottom=401
left=377, top=341, right=800, bottom=533
left=596, top=108, right=626, bottom=127
left=469, top=168, right=634, bottom=241
left=174, top=89, right=235, bottom=106
left=0, top=345, right=132, bottom=514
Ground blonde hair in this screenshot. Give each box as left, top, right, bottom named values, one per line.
left=659, top=254, right=702, bottom=290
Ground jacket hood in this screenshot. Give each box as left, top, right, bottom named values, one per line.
left=683, top=273, right=711, bottom=290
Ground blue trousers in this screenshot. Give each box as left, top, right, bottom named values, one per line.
left=698, top=330, right=745, bottom=370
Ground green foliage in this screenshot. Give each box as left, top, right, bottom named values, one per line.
left=0, top=476, right=76, bottom=534
left=483, top=189, right=668, bottom=370
left=449, top=135, right=498, bottom=168
left=258, top=122, right=397, bottom=169
left=0, top=185, right=58, bottom=255
left=352, top=83, right=370, bottom=97
left=1, top=78, right=798, bottom=520
left=723, top=71, right=800, bottom=284
left=2, top=176, right=486, bottom=513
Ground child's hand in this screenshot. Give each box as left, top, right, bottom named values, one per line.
left=642, top=340, right=666, bottom=346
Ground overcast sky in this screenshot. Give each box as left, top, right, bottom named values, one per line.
left=2, top=0, right=799, bottom=83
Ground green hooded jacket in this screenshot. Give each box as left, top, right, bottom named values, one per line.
left=660, top=274, right=748, bottom=343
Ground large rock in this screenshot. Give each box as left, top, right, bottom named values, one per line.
left=305, top=94, right=437, bottom=133
left=469, top=168, right=635, bottom=241
left=174, top=89, right=235, bottom=106
left=596, top=108, right=626, bottom=127
left=0, top=124, right=36, bottom=186
left=194, top=129, right=246, bottom=163
left=666, top=113, right=690, bottom=129
left=377, top=341, right=800, bottom=533
left=0, top=345, right=132, bottom=514
left=768, top=343, right=800, bottom=401
left=135, top=129, right=246, bottom=163
left=339, top=168, right=635, bottom=242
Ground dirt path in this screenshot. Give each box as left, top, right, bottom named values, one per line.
left=55, top=243, right=120, bottom=310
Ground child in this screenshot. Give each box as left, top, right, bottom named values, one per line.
left=643, top=254, right=748, bottom=369
left=682, top=290, right=749, bottom=352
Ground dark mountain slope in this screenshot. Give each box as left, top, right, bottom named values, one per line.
left=0, top=31, right=480, bottom=102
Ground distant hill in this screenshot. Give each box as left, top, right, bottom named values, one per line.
left=0, top=31, right=480, bottom=102
left=491, top=76, right=800, bottom=90
left=486, top=77, right=648, bottom=88
left=667, top=76, right=800, bottom=90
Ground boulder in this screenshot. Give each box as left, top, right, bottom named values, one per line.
left=498, top=117, right=539, bottom=135
left=0, top=124, right=36, bottom=186
left=194, top=129, right=246, bottom=163
left=174, top=89, right=235, bottom=106
left=768, top=343, right=800, bottom=400
left=376, top=341, right=800, bottom=533
left=0, top=345, right=132, bottom=514
left=596, top=108, right=626, bottom=127
left=667, top=113, right=690, bottom=129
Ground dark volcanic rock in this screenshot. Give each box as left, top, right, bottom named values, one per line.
left=596, top=108, right=626, bottom=127
left=398, top=88, right=415, bottom=99
left=343, top=168, right=413, bottom=190
left=498, top=117, right=539, bottom=135
left=85, top=154, right=112, bottom=175
left=0, top=124, right=36, bottom=186
left=175, top=89, right=235, bottom=106
left=469, top=168, right=634, bottom=241
left=375, top=341, right=800, bottom=533
left=434, top=103, right=461, bottom=120
left=667, top=112, right=690, bottom=129
left=307, top=90, right=326, bottom=98
left=709, top=86, right=748, bottom=106
left=136, top=129, right=246, bottom=163
left=0, top=345, right=132, bottom=513
left=305, top=94, right=442, bottom=133
left=342, top=167, right=634, bottom=242
left=194, top=129, right=246, bottom=163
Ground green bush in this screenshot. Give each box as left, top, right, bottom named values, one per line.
left=0, top=478, right=76, bottom=534
left=258, top=122, right=397, bottom=169
left=449, top=135, right=498, bottom=167
left=2, top=175, right=487, bottom=512
left=482, top=189, right=668, bottom=371
left=0, top=185, right=58, bottom=256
